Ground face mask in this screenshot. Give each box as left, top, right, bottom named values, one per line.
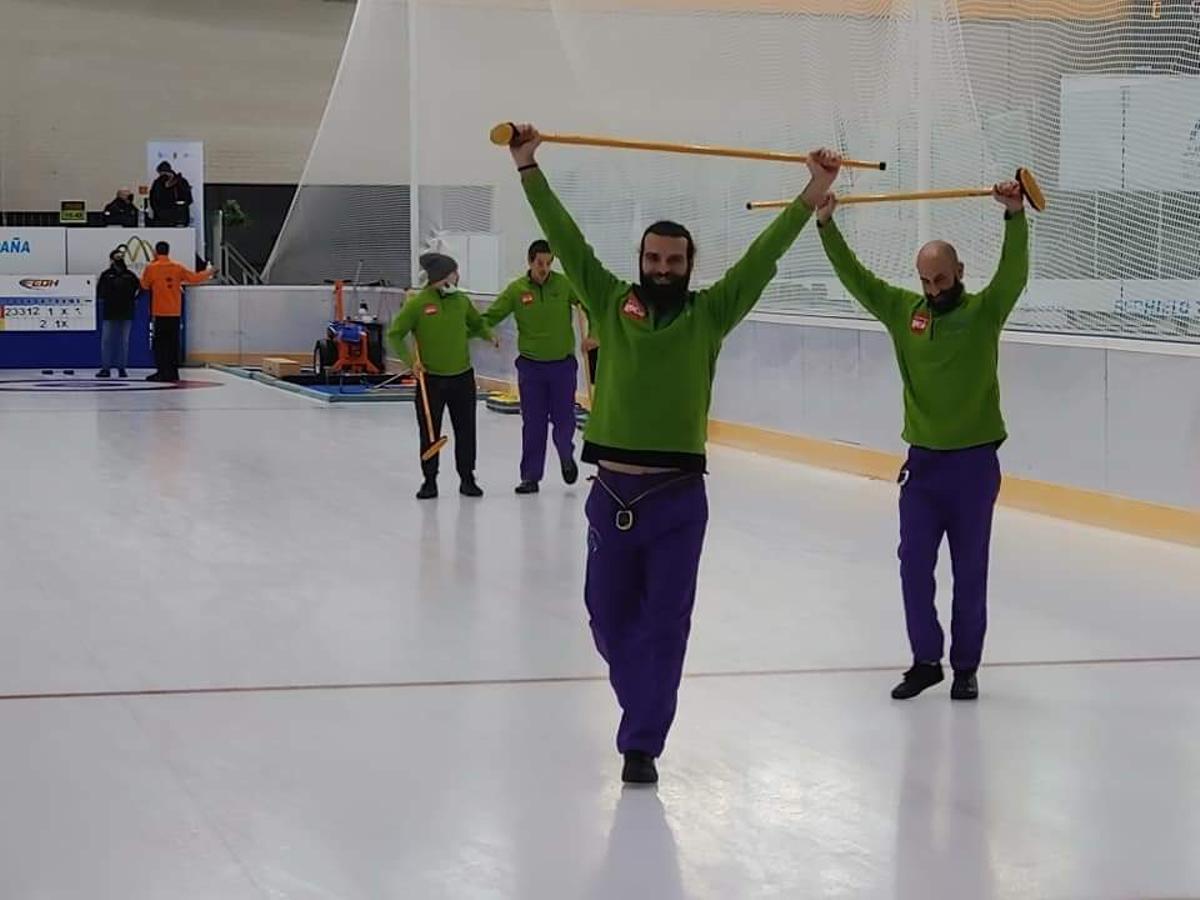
left=925, top=279, right=964, bottom=314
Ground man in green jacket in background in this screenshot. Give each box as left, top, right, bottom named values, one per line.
left=388, top=252, right=494, bottom=500
left=816, top=179, right=1030, bottom=703
left=484, top=239, right=583, bottom=495
left=507, top=122, right=842, bottom=784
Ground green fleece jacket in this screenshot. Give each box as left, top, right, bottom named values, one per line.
left=386, top=287, right=492, bottom=377
left=521, top=166, right=813, bottom=469
left=819, top=212, right=1029, bottom=449
left=483, top=270, right=581, bottom=361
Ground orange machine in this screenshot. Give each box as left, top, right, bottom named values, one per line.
left=313, top=280, right=384, bottom=377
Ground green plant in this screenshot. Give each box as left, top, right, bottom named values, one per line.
left=221, top=199, right=250, bottom=228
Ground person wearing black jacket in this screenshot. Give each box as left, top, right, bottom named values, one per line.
left=149, top=162, right=193, bottom=227
left=103, top=190, right=139, bottom=227
left=96, top=247, right=142, bottom=378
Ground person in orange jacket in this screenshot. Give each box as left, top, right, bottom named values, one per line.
left=139, top=240, right=215, bottom=382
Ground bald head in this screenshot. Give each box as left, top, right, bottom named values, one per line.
left=916, top=240, right=964, bottom=300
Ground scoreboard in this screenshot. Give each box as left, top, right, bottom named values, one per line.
left=0, top=276, right=96, bottom=332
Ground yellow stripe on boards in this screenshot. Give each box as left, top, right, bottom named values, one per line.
left=402, top=374, right=1200, bottom=547
left=707, top=420, right=1200, bottom=548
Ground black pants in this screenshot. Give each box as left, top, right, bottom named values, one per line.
left=415, top=369, right=477, bottom=481
left=587, top=347, right=599, bottom=383
left=152, top=316, right=181, bottom=381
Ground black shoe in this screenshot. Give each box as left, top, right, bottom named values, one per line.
left=459, top=478, right=484, bottom=498
left=96, top=369, right=110, bottom=379
left=145, top=373, right=163, bottom=382
left=117, top=369, right=128, bottom=378
left=415, top=481, right=438, bottom=500
left=515, top=481, right=539, bottom=495
left=621, top=751, right=658, bottom=785
left=951, top=671, right=979, bottom=701
left=562, top=458, right=579, bottom=485
left=891, top=662, right=944, bottom=700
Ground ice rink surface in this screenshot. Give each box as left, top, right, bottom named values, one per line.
left=2, top=369, right=1198, bottom=899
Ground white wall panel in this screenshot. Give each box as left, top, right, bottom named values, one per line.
left=1000, top=343, right=1109, bottom=493
left=1106, top=350, right=1200, bottom=508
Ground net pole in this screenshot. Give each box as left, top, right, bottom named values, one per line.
left=408, top=0, right=420, bottom=287
left=916, top=0, right=934, bottom=246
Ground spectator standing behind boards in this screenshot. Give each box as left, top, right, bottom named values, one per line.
left=103, top=190, right=139, bottom=227
left=140, top=240, right=215, bottom=382
left=149, top=161, right=193, bottom=227
left=95, top=246, right=142, bottom=379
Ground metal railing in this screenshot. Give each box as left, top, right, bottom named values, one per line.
left=212, top=209, right=264, bottom=285
left=219, top=240, right=264, bottom=286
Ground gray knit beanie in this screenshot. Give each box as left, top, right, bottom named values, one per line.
left=419, top=252, right=458, bottom=285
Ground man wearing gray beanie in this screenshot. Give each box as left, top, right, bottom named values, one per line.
left=387, top=252, right=495, bottom=498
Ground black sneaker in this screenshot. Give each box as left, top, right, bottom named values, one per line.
left=515, top=481, right=539, bottom=495
left=459, top=478, right=484, bottom=498
left=145, top=373, right=163, bottom=382
left=891, top=662, right=944, bottom=700
left=118, top=369, right=128, bottom=378
left=562, top=458, right=579, bottom=485
left=951, top=671, right=979, bottom=701
left=415, top=481, right=438, bottom=500
left=621, top=751, right=658, bottom=785
left=96, top=369, right=111, bottom=379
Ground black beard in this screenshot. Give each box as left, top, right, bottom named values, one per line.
left=111, top=260, right=127, bottom=271
left=636, top=274, right=690, bottom=316
left=925, top=280, right=964, bottom=314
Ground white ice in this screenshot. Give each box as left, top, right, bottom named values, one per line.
left=1, top=368, right=1198, bottom=899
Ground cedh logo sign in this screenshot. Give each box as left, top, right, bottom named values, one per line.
left=18, top=278, right=60, bottom=290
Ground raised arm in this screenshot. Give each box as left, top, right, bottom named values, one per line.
left=509, top=125, right=627, bottom=316
left=701, top=148, right=842, bottom=336
left=977, top=179, right=1030, bottom=326
left=817, top=197, right=915, bottom=329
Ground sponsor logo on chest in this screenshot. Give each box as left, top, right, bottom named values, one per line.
left=423, top=303, right=439, bottom=316
left=621, top=292, right=647, bottom=321
left=910, top=309, right=931, bottom=335
left=520, top=292, right=535, bottom=307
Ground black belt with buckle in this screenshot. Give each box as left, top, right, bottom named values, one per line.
left=590, top=473, right=700, bottom=532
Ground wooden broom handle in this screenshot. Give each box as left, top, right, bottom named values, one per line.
left=491, top=122, right=887, bottom=171
left=576, top=307, right=594, bottom=410
left=746, top=187, right=994, bottom=210
left=412, top=342, right=437, bottom=442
